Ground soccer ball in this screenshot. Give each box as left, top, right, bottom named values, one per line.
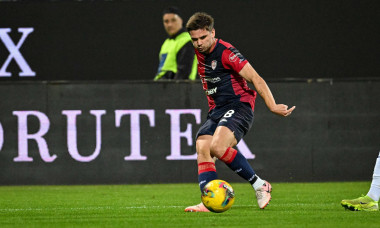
left=201, top=179, right=235, bottom=213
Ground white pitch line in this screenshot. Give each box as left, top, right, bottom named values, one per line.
left=0, top=206, right=181, bottom=212
left=0, top=205, right=256, bottom=212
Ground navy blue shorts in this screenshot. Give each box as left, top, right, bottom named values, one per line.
left=196, top=102, right=254, bottom=143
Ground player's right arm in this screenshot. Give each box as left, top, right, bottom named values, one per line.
left=239, top=62, right=296, bottom=117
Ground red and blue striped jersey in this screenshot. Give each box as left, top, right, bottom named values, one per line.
left=195, top=39, right=257, bottom=112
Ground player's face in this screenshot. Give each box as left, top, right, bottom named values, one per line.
left=189, top=28, right=216, bottom=54
left=163, top=13, right=183, bottom=36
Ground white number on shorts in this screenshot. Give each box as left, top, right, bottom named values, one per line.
left=223, top=110, right=235, bottom=118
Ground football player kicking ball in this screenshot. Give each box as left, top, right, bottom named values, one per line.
left=184, top=12, right=295, bottom=212
left=341, top=151, right=380, bottom=211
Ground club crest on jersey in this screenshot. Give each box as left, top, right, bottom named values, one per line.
left=211, top=60, right=217, bottom=70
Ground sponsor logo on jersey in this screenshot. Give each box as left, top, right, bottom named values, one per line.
left=228, top=47, right=244, bottom=63
left=229, top=52, right=238, bottom=62
left=204, top=77, right=221, bottom=83
left=211, top=60, right=217, bottom=70
left=205, top=87, right=217, bottom=95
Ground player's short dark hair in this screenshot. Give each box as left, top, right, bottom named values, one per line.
left=186, top=12, right=214, bottom=32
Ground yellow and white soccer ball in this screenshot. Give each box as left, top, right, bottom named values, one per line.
left=201, top=179, right=235, bottom=213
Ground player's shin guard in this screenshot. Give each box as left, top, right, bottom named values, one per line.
left=198, top=162, right=217, bottom=192
left=220, top=147, right=257, bottom=184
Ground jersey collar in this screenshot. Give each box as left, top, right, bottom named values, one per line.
left=207, top=38, right=219, bottom=54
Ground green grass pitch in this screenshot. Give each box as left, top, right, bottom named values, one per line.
left=0, top=182, right=378, bottom=227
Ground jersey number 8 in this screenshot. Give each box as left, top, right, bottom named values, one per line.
left=223, top=110, right=235, bottom=118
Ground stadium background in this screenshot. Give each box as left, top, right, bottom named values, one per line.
left=0, top=0, right=379, bottom=185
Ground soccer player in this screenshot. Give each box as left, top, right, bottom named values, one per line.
left=154, top=6, right=198, bottom=80
left=184, top=12, right=295, bottom=212
left=341, top=151, right=380, bottom=211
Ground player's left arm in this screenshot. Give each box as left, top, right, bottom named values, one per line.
left=239, top=62, right=296, bottom=117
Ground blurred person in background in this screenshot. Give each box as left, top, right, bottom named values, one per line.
left=154, top=6, right=197, bottom=81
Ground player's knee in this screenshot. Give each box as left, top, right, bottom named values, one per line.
left=209, top=141, right=226, bottom=159
left=196, top=140, right=208, bottom=156
left=196, top=141, right=213, bottom=163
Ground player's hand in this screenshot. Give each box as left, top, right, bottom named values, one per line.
left=270, top=104, right=296, bottom=117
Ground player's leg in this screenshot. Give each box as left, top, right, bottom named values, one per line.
left=184, top=135, right=215, bottom=212
left=341, top=151, right=379, bottom=211
left=196, top=135, right=218, bottom=192
left=367, top=152, right=380, bottom=202
left=210, top=126, right=252, bottom=180
left=185, top=118, right=218, bottom=212
left=210, top=125, right=272, bottom=209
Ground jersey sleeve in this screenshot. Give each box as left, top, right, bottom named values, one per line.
left=221, top=47, right=248, bottom=73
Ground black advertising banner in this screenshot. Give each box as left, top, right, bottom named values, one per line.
left=1, top=0, right=380, bottom=81
left=0, top=81, right=379, bottom=185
